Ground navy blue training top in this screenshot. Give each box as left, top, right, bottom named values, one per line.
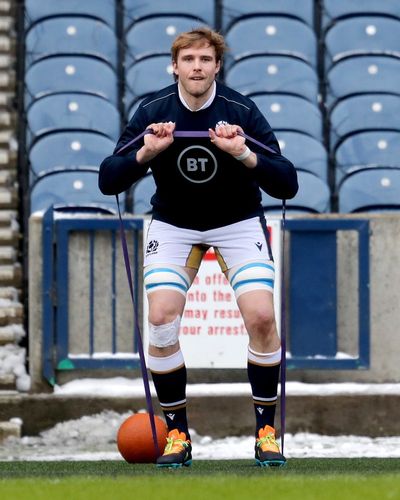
left=99, top=82, right=298, bottom=231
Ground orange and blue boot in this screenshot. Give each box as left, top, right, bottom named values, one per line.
left=255, top=425, right=286, bottom=467
left=156, top=429, right=192, bottom=468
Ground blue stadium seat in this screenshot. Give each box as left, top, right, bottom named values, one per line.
left=325, top=16, right=400, bottom=70
left=326, top=55, right=400, bottom=107
left=225, top=17, right=317, bottom=69
left=123, top=0, right=215, bottom=30
left=125, top=56, right=175, bottom=113
left=132, top=174, right=156, bottom=214
left=30, top=168, right=122, bottom=214
left=29, top=131, right=115, bottom=180
left=251, top=94, right=323, bottom=140
left=25, top=17, right=118, bottom=68
left=335, top=131, right=400, bottom=184
left=322, top=0, right=400, bottom=29
left=275, top=132, right=328, bottom=182
left=24, top=0, right=116, bottom=30
left=338, top=167, right=400, bottom=213
left=125, top=16, right=202, bottom=65
left=26, top=93, right=120, bottom=147
left=25, top=56, right=118, bottom=107
left=262, top=170, right=331, bottom=213
left=222, top=0, right=315, bottom=30
left=330, top=94, right=400, bottom=150
left=225, top=56, right=319, bottom=103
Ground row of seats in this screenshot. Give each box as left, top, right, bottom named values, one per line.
left=23, top=0, right=400, bottom=215
left=24, top=0, right=121, bottom=214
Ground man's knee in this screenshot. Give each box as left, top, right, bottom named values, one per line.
left=149, top=315, right=181, bottom=348
left=247, top=308, right=276, bottom=334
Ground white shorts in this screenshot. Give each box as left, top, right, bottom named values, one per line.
left=144, top=216, right=273, bottom=272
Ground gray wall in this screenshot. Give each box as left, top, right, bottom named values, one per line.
left=28, top=213, right=400, bottom=392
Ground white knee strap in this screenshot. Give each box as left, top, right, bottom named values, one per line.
left=228, top=260, right=275, bottom=299
left=144, top=264, right=191, bottom=297
left=149, top=315, right=181, bottom=348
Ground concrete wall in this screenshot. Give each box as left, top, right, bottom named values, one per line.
left=28, top=213, right=400, bottom=391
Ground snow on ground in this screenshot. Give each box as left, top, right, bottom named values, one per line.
left=1, top=410, right=400, bottom=462
left=1, top=376, right=400, bottom=461
left=53, top=377, right=400, bottom=398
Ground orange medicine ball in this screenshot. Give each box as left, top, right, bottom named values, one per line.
left=117, top=413, right=168, bottom=463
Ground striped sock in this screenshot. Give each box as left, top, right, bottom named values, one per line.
left=148, top=350, right=190, bottom=440
left=247, top=346, right=281, bottom=435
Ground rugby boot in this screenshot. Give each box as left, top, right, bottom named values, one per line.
left=156, top=429, right=192, bottom=468
left=255, top=425, right=286, bottom=467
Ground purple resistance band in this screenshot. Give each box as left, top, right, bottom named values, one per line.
left=115, top=129, right=287, bottom=456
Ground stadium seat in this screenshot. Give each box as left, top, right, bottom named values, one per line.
left=322, top=0, right=400, bottom=29
left=324, top=16, right=400, bottom=70
left=225, top=17, right=317, bottom=69
left=326, top=55, right=400, bottom=107
left=25, top=17, right=118, bottom=69
left=275, top=132, right=328, bottom=182
left=251, top=94, right=323, bottom=140
left=225, top=56, right=319, bottom=103
left=29, top=131, right=115, bottom=180
left=131, top=174, right=156, bottom=214
left=123, top=0, right=215, bottom=30
left=330, top=94, right=400, bottom=150
left=30, top=168, right=122, bottom=214
left=335, top=131, right=400, bottom=184
left=24, top=0, right=116, bottom=30
left=26, top=93, right=120, bottom=147
left=125, top=16, right=202, bottom=65
left=25, top=56, right=118, bottom=107
left=125, top=56, right=175, bottom=113
left=261, top=170, right=331, bottom=213
left=338, top=167, right=400, bottom=213
left=221, top=0, right=315, bottom=30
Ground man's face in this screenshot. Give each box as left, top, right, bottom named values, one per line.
left=173, top=43, right=221, bottom=98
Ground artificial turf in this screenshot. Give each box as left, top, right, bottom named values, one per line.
left=0, top=460, right=399, bottom=500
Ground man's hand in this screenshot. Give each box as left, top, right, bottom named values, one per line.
left=209, top=124, right=257, bottom=168
left=136, top=122, right=176, bottom=164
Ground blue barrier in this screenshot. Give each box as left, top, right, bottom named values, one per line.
left=41, top=212, right=370, bottom=385
left=42, top=208, right=144, bottom=385
left=286, top=219, right=370, bottom=369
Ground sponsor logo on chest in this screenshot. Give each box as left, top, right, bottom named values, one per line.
left=177, top=145, right=218, bottom=183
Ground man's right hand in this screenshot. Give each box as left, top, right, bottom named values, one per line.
left=136, top=122, right=176, bottom=164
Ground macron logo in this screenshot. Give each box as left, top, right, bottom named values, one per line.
left=166, top=413, right=175, bottom=421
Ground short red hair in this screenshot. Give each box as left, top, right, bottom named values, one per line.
left=171, top=27, right=226, bottom=64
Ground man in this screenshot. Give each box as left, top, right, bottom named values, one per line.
left=99, top=27, right=298, bottom=468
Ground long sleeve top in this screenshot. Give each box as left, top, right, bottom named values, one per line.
left=99, top=82, right=298, bottom=230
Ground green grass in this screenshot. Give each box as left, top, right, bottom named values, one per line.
left=0, top=460, right=399, bottom=500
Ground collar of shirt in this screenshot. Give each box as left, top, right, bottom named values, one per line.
left=178, top=81, right=216, bottom=112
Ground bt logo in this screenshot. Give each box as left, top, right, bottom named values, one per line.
left=177, top=145, right=217, bottom=183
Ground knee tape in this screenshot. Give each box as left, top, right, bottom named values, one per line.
left=144, top=264, right=191, bottom=297
left=228, top=260, right=275, bottom=299
left=149, top=315, right=181, bottom=348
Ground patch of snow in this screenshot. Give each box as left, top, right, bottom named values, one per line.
left=0, top=411, right=399, bottom=461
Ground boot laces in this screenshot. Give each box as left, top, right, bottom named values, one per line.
left=256, top=430, right=280, bottom=453
left=163, top=430, right=189, bottom=455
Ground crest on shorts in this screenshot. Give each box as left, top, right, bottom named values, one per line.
left=146, top=239, right=159, bottom=255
